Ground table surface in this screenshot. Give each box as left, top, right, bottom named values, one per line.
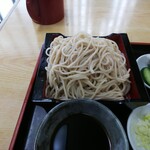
left=0, top=0, right=150, bottom=149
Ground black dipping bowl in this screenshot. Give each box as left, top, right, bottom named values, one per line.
left=34, top=100, right=129, bottom=150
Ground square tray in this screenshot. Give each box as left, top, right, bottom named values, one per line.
left=32, top=33, right=149, bottom=102
left=9, top=33, right=150, bottom=150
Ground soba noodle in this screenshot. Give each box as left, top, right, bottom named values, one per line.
left=45, top=33, right=130, bottom=100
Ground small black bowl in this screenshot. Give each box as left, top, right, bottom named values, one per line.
left=34, top=100, right=129, bottom=150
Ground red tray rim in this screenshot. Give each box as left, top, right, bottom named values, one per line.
left=9, top=46, right=43, bottom=150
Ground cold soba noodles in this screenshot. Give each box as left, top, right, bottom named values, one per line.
left=45, top=33, right=130, bottom=100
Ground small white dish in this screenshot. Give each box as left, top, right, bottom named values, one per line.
left=127, top=103, right=150, bottom=150
left=136, top=54, right=150, bottom=89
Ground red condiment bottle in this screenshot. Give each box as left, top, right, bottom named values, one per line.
left=26, top=0, right=64, bottom=25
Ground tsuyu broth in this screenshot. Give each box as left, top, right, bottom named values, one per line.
left=50, top=114, right=111, bottom=150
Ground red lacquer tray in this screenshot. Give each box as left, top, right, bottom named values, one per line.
left=9, top=33, right=150, bottom=150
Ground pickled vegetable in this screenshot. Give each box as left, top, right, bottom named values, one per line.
left=141, top=67, right=150, bottom=86
left=135, top=114, right=150, bottom=150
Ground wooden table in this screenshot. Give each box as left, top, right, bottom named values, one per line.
left=0, top=0, right=150, bottom=149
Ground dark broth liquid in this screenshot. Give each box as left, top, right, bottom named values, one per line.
left=50, top=114, right=110, bottom=150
